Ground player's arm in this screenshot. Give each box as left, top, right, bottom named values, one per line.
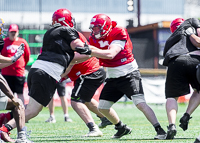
left=60, top=65, right=72, bottom=79
left=89, top=44, right=121, bottom=59
left=70, top=39, right=91, bottom=63
left=70, top=52, right=91, bottom=65
left=189, top=28, right=200, bottom=48
left=0, top=55, right=13, bottom=63
left=0, top=63, right=12, bottom=69
left=75, top=40, right=125, bottom=59
left=0, top=43, right=24, bottom=63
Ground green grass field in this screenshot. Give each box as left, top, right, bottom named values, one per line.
left=8, top=102, right=200, bottom=143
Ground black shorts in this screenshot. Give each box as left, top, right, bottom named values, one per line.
left=165, top=55, right=200, bottom=98
left=27, top=68, right=57, bottom=107
left=71, top=68, right=106, bottom=103
left=56, top=82, right=66, bottom=97
left=3, top=75, right=25, bottom=94
left=100, top=70, right=144, bottom=103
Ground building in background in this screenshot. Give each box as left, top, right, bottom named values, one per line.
left=1, top=0, right=198, bottom=31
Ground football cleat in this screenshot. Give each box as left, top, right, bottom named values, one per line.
left=15, top=131, right=33, bottom=143
left=64, top=116, right=72, bottom=122
left=98, top=117, right=113, bottom=128
left=112, top=124, right=132, bottom=139
left=179, top=113, right=192, bottom=131
left=154, top=127, right=167, bottom=139
left=166, top=124, right=177, bottom=139
left=45, top=116, right=56, bottom=123
left=83, top=125, right=103, bottom=137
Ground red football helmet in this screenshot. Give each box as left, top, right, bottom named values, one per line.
left=170, top=18, right=185, bottom=33
left=52, top=8, right=75, bottom=27
left=89, top=14, right=113, bottom=39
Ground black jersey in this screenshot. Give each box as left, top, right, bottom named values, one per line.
left=163, top=18, right=200, bottom=66
left=38, top=25, right=79, bottom=69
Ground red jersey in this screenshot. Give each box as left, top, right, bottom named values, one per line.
left=89, top=26, right=134, bottom=67
left=1, top=37, right=30, bottom=76
left=67, top=32, right=100, bottom=81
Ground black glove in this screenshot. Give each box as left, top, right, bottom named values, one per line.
left=75, top=42, right=91, bottom=55
left=11, top=43, right=24, bottom=63
left=185, top=27, right=196, bottom=36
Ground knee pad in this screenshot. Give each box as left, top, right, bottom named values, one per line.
left=98, top=100, right=114, bottom=109
left=131, top=94, right=146, bottom=106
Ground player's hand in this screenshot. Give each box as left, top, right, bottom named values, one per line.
left=11, top=97, right=23, bottom=110
left=11, top=43, right=25, bottom=63
left=185, top=27, right=196, bottom=36
left=75, top=42, right=92, bottom=55
left=59, top=77, right=67, bottom=83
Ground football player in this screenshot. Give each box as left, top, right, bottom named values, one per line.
left=163, top=18, right=200, bottom=140
left=75, top=14, right=166, bottom=139
left=60, top=31, right=113, bottom=137
left=0, top=18, right=32, bottom=142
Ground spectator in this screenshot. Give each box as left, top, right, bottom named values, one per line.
left=0, top=24, right=30, bottom=104
left=162, top=18, right=200, bottom=139
left=75, top=13, right=166, bottom=139
left=45, top=81, right=72, bottom=123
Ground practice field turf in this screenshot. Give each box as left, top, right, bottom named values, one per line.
left=8, top=102, right=200, bottom=142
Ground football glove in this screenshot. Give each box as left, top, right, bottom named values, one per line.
left=185, top=27, right=196, bottom=36
left=75, top=42, right=91, bottom=55
left=11, top=43, right=24, bottom=63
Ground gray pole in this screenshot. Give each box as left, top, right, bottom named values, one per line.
left=137, top=0, right=141, bottom=26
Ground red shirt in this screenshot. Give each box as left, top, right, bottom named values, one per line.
left=1, top=37, right=30, bottom=76
left=67, top=32, right=100, bottom=81
left=89, top=26, right=134, bottom=67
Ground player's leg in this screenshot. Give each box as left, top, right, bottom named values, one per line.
left=125, top=70, right=166, bottom=139
left=45, top=98, right=56, bottom=123
left=71, top=71, right=105, bottom=137
left=0, top=93, right=13, bottom=126
left=0, top=95, right=15, bottom=142
left=15, top=76, right=26, bottom=104
left=179, top=90, right=200, bottom=131
left=85, top=98, right=112, bottom=128
left=98, top=77, right=132, bottom=139
left=57, top=82, right=72, bottom=122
